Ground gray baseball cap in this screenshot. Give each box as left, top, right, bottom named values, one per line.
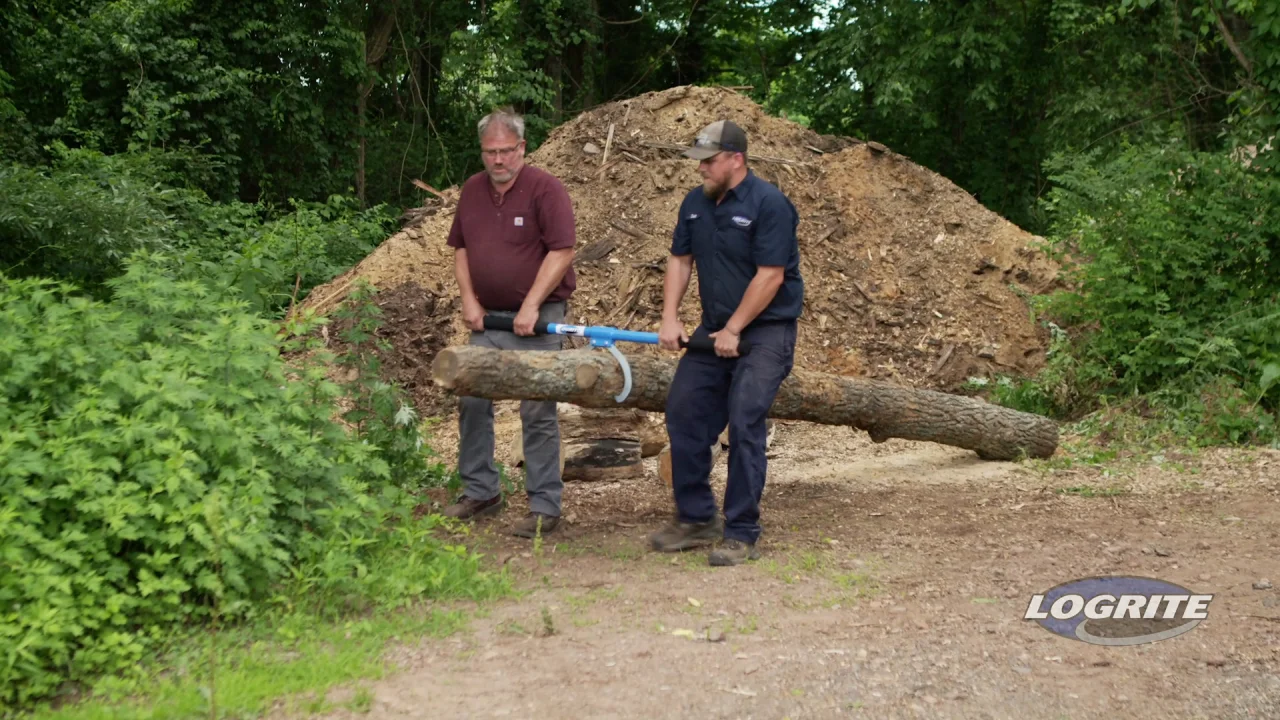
left=682, top=120, right=748, bottom=160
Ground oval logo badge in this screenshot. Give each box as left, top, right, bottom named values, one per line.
left=1024, top=575, right=1213, bottom=646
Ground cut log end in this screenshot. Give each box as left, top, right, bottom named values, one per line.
left=431, top=348, right=460, bottom=388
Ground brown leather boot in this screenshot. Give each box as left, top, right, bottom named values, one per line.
left=511, top=512, right=560, bottom=538
left=441, top=494, right=505, bottom=520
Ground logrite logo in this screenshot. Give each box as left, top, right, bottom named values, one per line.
left=1025, top=576, right=1213, bottom=646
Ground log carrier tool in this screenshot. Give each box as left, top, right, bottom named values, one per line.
left=482, top=316, right=751, bottom=403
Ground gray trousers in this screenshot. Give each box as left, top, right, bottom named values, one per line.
left=458, top=300, right=566, bottom=516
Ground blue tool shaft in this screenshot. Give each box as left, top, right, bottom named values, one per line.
left=545, top=323, right=659, bottom=344
left=479, top=316, right=748, bottom=355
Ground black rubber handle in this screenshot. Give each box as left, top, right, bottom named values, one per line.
left=682, top=331, right=751, bottom=355
left=482, top=316, right=550, bottom=334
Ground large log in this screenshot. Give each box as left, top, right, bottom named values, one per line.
left=431, top=346, right=1059, bottom=461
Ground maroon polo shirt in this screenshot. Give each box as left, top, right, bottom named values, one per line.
left=446, top=164, right=576, bottom=311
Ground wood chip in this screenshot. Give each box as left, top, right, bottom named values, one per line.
left=645, top=87, right=688, bottom=111
left=930, top=343, right=956, bottom=375
left=637, top=140, right=810, bottom=167
left=813, top=224, right=841, bottom=245
left=602, top=123, right=615, bottom=164
left=609, top=219, right=646, bottom=239
left=577, top=237, right=617, bottom=264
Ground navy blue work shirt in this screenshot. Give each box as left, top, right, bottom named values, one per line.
left=670, top=170, right=804, bottom=332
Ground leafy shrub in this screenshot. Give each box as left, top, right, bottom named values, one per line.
left=0, top=255, right=502, bottom=708
left=1022, top=142, right=1280, bottom=434
left=0, top=147, right=182, bottom=293
left=0, top=147, right=395, bottom=312
left=331, top=281, right=437, bottom=488
left=182, top=195, right=395, bottom=317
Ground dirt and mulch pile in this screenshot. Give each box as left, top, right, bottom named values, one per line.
left=299, top=85, right=1061, bottom=418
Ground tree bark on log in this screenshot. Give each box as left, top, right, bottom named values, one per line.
left=432, top=346, right=1059, bottom=461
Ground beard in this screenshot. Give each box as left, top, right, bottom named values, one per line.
left=701, top=177, right=725, bottom=200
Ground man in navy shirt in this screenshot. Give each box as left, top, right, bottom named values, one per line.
left=649, top=119, right=804, bottom=566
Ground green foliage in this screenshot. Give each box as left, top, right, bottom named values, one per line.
left=1041, top=143, right=1280, bottom=394
left=980, top=142, right=1280, bottom=446
left=0, top=147, right=182, bottom=294
left=0, top=257, right=502, bottom=709
left=177, top=194, right=396, bottom=316
left=0, top=146, right=395, bottom=309
left=331, top=281, right=436, bottom=488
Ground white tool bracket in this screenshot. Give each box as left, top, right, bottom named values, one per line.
left=589, top=336, right=632, bottom=402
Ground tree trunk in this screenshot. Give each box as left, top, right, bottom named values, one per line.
left=358, top=6, right=398, bottom=208
left=432, top=346, right=1059, bottom=461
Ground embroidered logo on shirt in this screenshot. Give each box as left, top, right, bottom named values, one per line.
left=687, top=213, right=699, bottom=220
left=514, top=216, right=524, bottom=227
left=732, top=215, right=752, bottom=227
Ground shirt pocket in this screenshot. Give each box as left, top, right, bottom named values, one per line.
left=718, top=214, right=756, bottom=262
left=687, top=214, right=714, bottom=255
left=501, top=210, right=538, bottom=246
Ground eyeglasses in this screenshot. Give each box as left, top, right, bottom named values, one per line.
left=481, top=144, right=522, bottom=159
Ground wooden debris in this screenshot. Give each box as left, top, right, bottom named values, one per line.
left=637, top=141, right=812, bottom=168
left=609, top=218, right=646, bottom=239
left=646, top=86, right=689, bottom=111
left=930, top=343, right=956, bottom=375
left=411, top=178, right=447, bottom=200
left=577, top=237, right=618, bottom=264
left=600, top=123, right=615, bottom=168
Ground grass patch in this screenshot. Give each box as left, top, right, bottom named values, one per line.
left=756, top=549, right=883, bottom=610
left=19, top=605, right=483, bottom=720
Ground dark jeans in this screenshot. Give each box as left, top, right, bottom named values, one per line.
left=664, top=320, right=797, bottom=544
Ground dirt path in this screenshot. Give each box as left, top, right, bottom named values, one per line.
left=303, top=423, right=1280, bottom=719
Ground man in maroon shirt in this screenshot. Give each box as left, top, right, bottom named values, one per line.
left=441, top=108, right=576, bottom=539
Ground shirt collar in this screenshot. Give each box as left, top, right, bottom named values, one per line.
left=721, top=170, right=756, bottom=203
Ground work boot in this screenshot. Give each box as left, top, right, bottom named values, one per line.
left=511, top=512, right=560, bottom=538
left=441, top=493, right=504, bottom=520
left=648, top=517, right=723, bottom=552
left=709, top=539, right=761, bottom=566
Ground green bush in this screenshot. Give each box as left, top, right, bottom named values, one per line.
left=1014, top=142, right=1280, bottom=438
left=0, top=256, right=501, bottom=708
left=183, top=195, right=395, bottom=317
left=0, top=148, right=181, bottom=293
left=0, top=147, right=396, bottom=312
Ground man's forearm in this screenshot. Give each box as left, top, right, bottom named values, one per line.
left=663, top=255, right=693, bottom=321
left=455, top=249, right=479, bottom=304
left=724, top=269, right=784, bottom=334
left=521, top=248, right=574, bottom=309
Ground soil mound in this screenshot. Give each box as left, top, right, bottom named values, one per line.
left=300, top=85, right=1060, bottom=416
